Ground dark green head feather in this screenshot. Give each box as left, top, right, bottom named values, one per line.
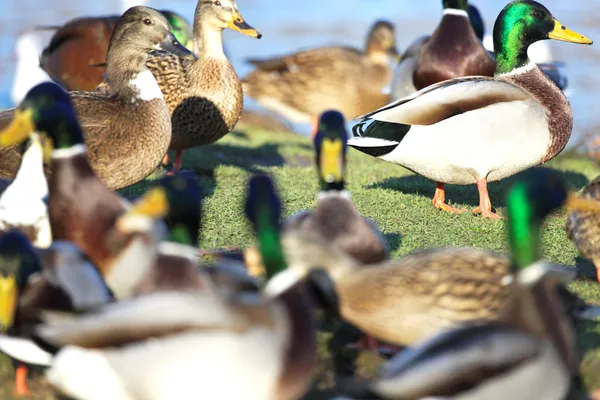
left=160, top=10, right=193, bottom=48
left=244, top=174, right=286, bottom=278
left=506, top=167, right=569, bottom=271
left=0, top=230, right=42, bottom=288
left=443, top=0, right=468, bottom=11
left=157, top=174, right=203, bottom=246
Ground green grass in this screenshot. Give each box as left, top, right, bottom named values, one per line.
left=3, top=128, right=600, bottom=398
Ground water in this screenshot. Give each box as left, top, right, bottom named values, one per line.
left=0, top=0, right=597, bottom=146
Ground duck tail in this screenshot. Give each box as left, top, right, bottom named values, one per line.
left=347, top=118, right=408, bottom=158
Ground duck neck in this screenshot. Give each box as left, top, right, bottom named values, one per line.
left=105, top=44, right=160, bottom=102
left=493, top=14, right=532, bottom=75
left=14, top=135, right=46, bottom=196
left=193, top=15, right=226, bottom=60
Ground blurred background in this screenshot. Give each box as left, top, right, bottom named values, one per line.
left=0, top=0, right=597, bottom=148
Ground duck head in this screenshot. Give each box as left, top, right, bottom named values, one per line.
left=0, top=231, right=42, bottom=332
left=195, top=0, right=261, bottom=39
left=443, top=0, right=468, bottom=11
left=314, top=110, right=348, bottom=192
left=506, top=167, right=600, bottom=270
left=109, top=6, right=195, bottom=61
left=493, top=0, right=592, bottom=74
left=155, top=174, right=204, bottom=246
left=366, top=20, right=399, bottom=61
left=0, top=82, right=84, bottom=162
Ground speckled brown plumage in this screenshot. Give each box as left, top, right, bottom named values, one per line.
left=567, top=176, right=600, bottom=271
left=499, top=66, right=573, bottom=163
left=242, top=21, right=398, bottom=123
left=413, top=12, right=494, bottom=90
left=147, top=54, right=244, bottom=150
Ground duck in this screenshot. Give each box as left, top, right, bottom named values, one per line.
left=349, top=0, right=593, bottom=219
left=130, top=0, right=261, bottom=173
left=0, top=82, right=174, bottom=300
left=390, top=0, right=494, bottom=103
left=0, top=231, right=113, bottom=396
left=242, top=20, right=398, bottom=127
left=567, top=175, right=600, bottom=283
left=38, top=10, right=194, bottom=92
left=0, top=6, right=196, bottom=189
left=0, top=133, right=51, bottom=248
left=282, top=167, right=599, bottom=351
left=283, top=110, right=389, bottom=265
left=31, top=174, right=318, bottom=400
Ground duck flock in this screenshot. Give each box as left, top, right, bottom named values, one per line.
left=0, top=0, right=598, bottom=399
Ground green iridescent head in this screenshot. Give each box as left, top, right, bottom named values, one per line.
left=493, top=0, right=592, bottom=75
left=0, top=82, right=84, bottom=158
left=244, top=174, right=287, bottom=278
left=443, top=0, right=468, bottom=11
left=160, top=10, right=194, bottom=51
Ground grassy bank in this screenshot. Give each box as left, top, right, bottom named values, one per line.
left=2, top=127, right=600, bottom=399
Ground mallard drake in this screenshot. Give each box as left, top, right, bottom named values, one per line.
left=139, top=0, right=261, bottom=173
left=0, top=6, right=196, bottom=189
left=37, top=10, right=193, bottom=92
left=0, top=82, right=174, bottom=301
left=567, top=175, right=600, bottom=283
left=0, top=231, right=113, bottom=395
left=283, top=168, right=598, bottom=351
left=390, top=0, right=494, bottom=103
left=0, top=133, right=50, bottom=248
left=350, top=0, right=592, bottom=219
left=31, top=174, right=317, bottom=400
left=283, top=110, right=389, bottom=265
left=242, top=20, right=397, bottom=126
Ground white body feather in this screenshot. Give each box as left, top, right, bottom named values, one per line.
left=349, top=76, right=552, bottom=185
left=0, top=133, right=51, bottom=247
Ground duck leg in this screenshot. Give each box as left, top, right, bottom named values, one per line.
left=472, top=178, right=502, bottom=219
left=432, top=183, right=467, bottom=214
left=14, top=363, right=29, bottom=396
left=167, top=151, right=184, bottom=176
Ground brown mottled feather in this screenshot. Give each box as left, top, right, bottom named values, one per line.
left=413, top=13, right=494, bottom=90
left=566, top=176, right=600, bottom=268
left=243, top=46, right=393, bottom=121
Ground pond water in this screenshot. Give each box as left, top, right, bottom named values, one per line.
left=0, top=0, right=597, bottom=146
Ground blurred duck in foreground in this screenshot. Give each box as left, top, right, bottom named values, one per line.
left=350, top=0, right=593, bottom=218
left=242, top=20, right=398, bottom=125
left=283, top=110, right=389, bottom=265
left=567, top=175, right=600, bottom=283
left=0, top=7, right=195, bottom=189
left=36, top=10, right=193, bottom=92
left=283, top=168, right=600, bottom=362
left=18, top=175, right=318, bottom=400
left=98, top=0, right=262, bottom=174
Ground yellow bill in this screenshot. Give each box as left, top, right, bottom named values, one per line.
left=244, top=246, right=265, bottom=278
left=319, top=138, right=344, bottom=184
left=565, top=193, right=600, bottom=213
left=549, top=19, right=593, bottom=45
left=0, top=109, right=35, bottom=147
left=228, top=11, right=262, bottom=38
left=129, top=187, right=169, bottom=218
left=0, top=274, right=18, bottom=332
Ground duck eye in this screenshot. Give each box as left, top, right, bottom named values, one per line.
left=532, top=10, right=542, bottom=19
left=214, top=1, right=221, bottom=5
left=143, top=18, right=152, bottom=25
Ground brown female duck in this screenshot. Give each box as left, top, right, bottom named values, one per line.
left=242, top=20, right=398, bottom=125
left=140, top=0, right=261, bottom=172
left=0, top=6, right=195, bottom=189
left=567, top=175, right=600, bottom=283
left=38, top=10, right=194, bottom=91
